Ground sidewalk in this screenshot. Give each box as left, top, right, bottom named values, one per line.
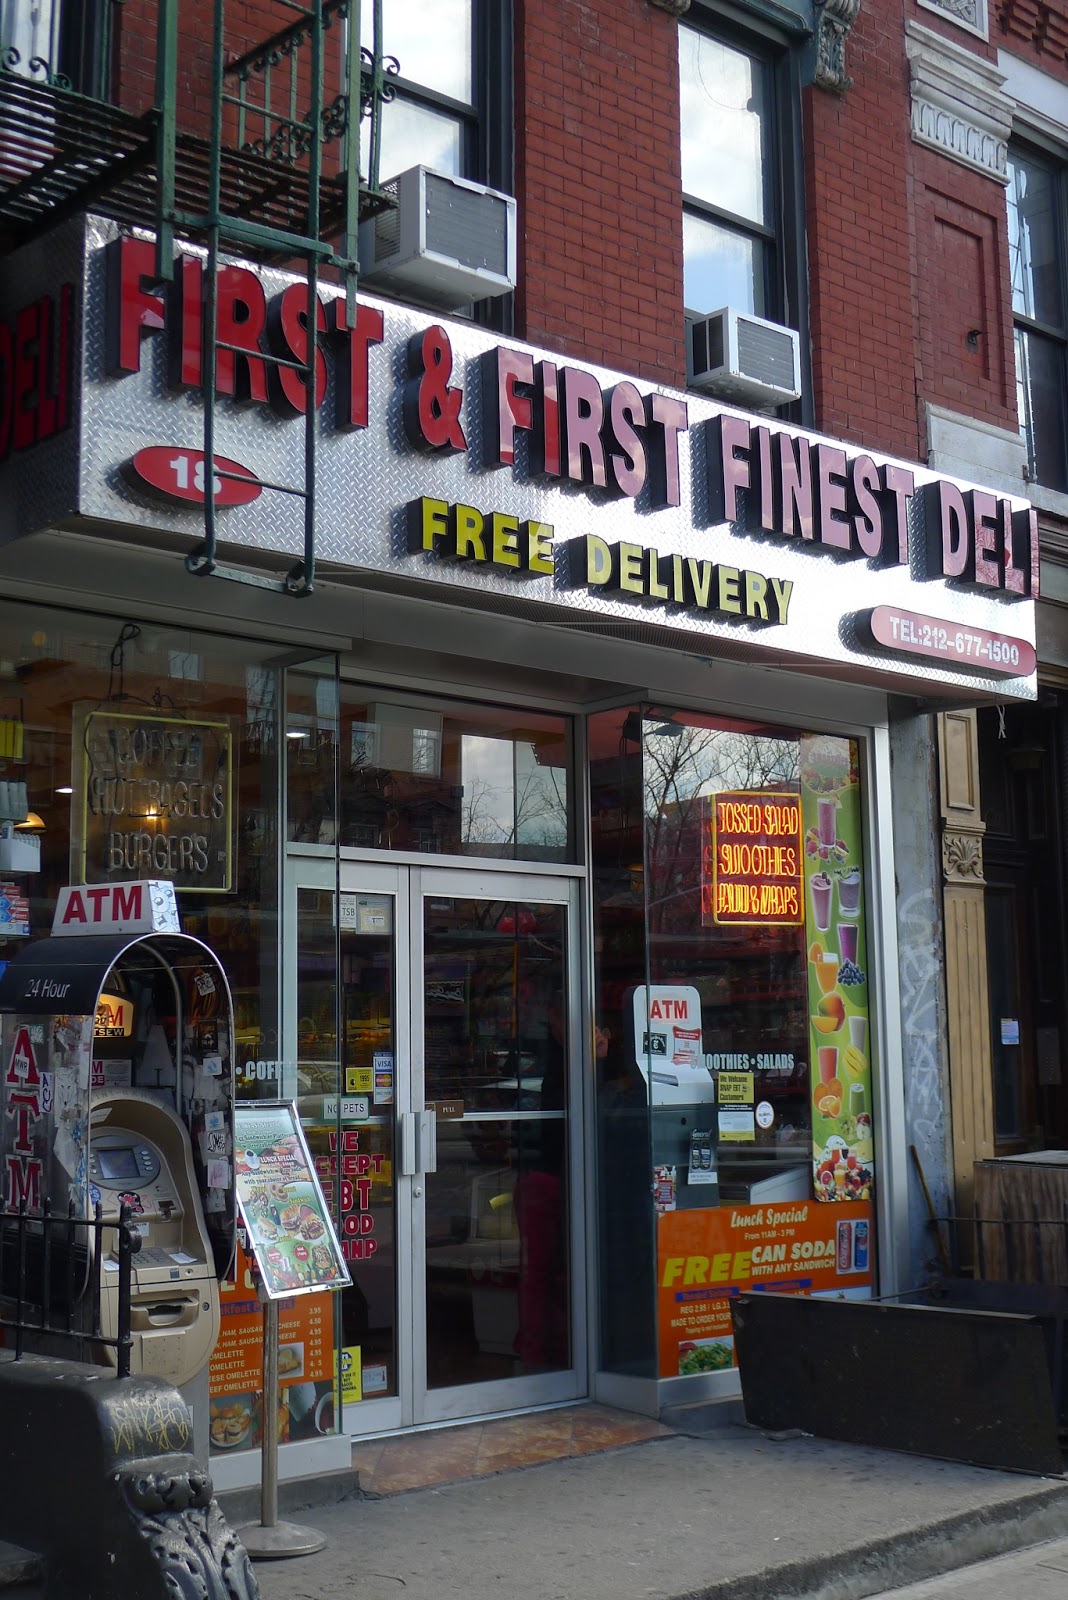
left=5, top=1418, right=1068, bottom=1600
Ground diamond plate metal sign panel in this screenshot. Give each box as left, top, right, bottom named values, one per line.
left=0, top=214, right=1039, bottom=699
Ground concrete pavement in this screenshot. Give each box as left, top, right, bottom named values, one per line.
left=866, top=1535, right=1068, bottom=1598
left=239, top=1428, right=1068, bottom=1600
left=5, top=1423, right=1068, bottom=1598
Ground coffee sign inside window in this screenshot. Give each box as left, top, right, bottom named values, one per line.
left=72, top=706, right=233, bottom=892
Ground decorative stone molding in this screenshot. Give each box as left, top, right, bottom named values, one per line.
left=918, top=0, right=988, bottom=42
left=648, top=0, right=691, bottom=13
left=813, top=0, right=861, bottom=92
left=942, top=828, right=986, bottom=882
left=906, top=20, right=1014, bottom=181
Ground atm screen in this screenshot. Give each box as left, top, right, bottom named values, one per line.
left=98, top=1146, right=140, bottom=1181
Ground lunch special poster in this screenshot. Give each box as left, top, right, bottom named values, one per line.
left=234, top=1103, right=350, bottom=1297
left=799, top=736, right=874, bottom=1205
left=656, top=1200, right=874, bottom=1377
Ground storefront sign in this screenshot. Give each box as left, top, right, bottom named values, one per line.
left=705, top=791, right=803, bottom=925
left=71, top=706, right=233, bottom=893
left=0, top=216, right=1040, bottom=700
left=313, top=1125, right=390, bottom=1263
left=657, top=1200, right=874, bottom=1377
left=122, top=446, right=262, bottom=507
left=631, top=985, right=710, bottom=1103
left=52, top=879, right=180, bottom=936
left=233, top=1102, right=350, bottom=1298
left=0, top=281, right=74, bottom=460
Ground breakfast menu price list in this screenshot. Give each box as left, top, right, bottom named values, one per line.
left=208, top=1237, right=336, bottom=1453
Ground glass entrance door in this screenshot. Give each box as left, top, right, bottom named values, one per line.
left=290, top=861, right=584, bottom=1431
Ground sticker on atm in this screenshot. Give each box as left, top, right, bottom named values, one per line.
left=346, top=1068, right=373, bottom=1094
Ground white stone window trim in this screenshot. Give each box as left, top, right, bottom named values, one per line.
left=916, top=0, right=988, bottom=45
left=907, top=20, right=1013, bottom=183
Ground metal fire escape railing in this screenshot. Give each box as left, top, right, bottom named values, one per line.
left=0, top=0, right=397, bottom=597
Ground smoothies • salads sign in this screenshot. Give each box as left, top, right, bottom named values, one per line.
left=800, top=737, right=873, bottom=1203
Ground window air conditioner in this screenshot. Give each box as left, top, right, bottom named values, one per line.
left=688, top=307, right=801, bottom=409
left=358, top=166, right=517, bottom=309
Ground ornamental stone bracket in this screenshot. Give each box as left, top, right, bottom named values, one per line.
left=906, top=20, right=1013, bottom=183
left=938, top=706, right=987, bottom=885
left=813, top=0, right=861, bottom=93
left=942, top=826, right=986, bottom=883
left=648, top=0, right=691, bottom=14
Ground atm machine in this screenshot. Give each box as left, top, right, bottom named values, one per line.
left=0, top=880, right=235, bottom=1458
left=90, top=1091, right=221, bottom=1386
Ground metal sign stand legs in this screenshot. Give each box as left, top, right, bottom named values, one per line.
left=239, top=1298, right=327, bottom=1560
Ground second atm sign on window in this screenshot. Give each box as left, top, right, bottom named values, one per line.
left=704, top=792, right=803, bottom=926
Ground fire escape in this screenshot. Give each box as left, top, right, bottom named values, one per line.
left=0, top=0, right=397, bottom=595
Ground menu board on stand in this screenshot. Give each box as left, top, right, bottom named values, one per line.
left=230, top=1102, right=350, bottom=1559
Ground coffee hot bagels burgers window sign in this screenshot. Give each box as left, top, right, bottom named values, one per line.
left=0, top=217, right=1038, bottom=695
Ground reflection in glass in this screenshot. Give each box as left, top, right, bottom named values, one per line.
left=1007, top=152, right=1061, bottom=325
left=288, top=688, right=572, bottom=862
left=363, top=0, right=473, bottom=101
left=423, top=898, right=570, bottom=1385
left=362, top=97, right=464, bottom=182
left=679, top=27, right=767, bottom=224
left=683, top=211, right=762, bottom=317
left=298, top=889, right=399, bottom=1403
left=1015, top=325, right=1068, bottom=492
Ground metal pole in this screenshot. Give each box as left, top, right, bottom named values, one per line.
left=238, top=1295, right=326, bottom=1560
left=262, top=1297, right=279, bottom=1528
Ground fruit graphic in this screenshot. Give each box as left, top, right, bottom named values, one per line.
left=814, top=1076, right=844, bottom=1118
left=812, top=993, right=846, bottom=1033
left=844, top=1044, right=866, bottom=1077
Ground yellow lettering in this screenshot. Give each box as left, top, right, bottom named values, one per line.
left=661, top=1257, right=685, bottom=1287
left=524, top=520, right=555, bottom=575
left=732, top=1250, right=751, bottom=1278
left=491, top=512, right=520, bottom=568
left=709, top=1251, right=732, bottom=1283
left=451, top=502, right=486, bottom=561
left=585, top=534, right=613, bottom=586
left=407, top=496, right=450, bottom=554
left=618, top=542, right=644, bottom=594
left=718, top=566, right=742, bottom=614
left=683, top=1256, right=709, bottom=1285
left=744, top=569, right=769, bottom=620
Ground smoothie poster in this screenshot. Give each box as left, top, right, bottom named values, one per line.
left=799, top=737, right=874, bottom=1203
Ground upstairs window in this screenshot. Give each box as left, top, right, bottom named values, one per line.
left=1007, top=146, right=1068, bottom=493
left=361, top=0, right=509, bottom=194
left=679, top=26, right=776, bottom=320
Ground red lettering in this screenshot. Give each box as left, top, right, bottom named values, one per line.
left=113, top=883, right=142, bottom=922
left=708, top=413, right=751, bottom=525
left=61, top=889, right=87, bottom=925
left=270, top=282, right=326, bottom=415
left=536, top=359, right=560, bottom=476
left=175, top=254, right=203, bottom=389
left=330, top=297, right=383, bottom=429
left=482, top=345, right=534, bottom=467
left=606, top=382, right=647, bottom=498
left=647, top=393, right=687, bottom=509
left=13, top=300, right=39, bottom=452
left=562, top=367, right=606, bottom=488
left=6, top=1156, right=42, bottom=1211
left=107, top=236, right=165, bottom=376
left=815, top=444, right=850, bottom=550
left=215, top=266, right=268, bottom=404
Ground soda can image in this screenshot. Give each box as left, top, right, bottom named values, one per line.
left=836, top=1220, right=853, bottom=1273
left=854, top=1219, right=869, bottom=1272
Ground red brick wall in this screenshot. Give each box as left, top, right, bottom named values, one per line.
left=802, top=1, right=922, bottom=461
left=912, top=152, right=1017, bottom=430
left=513, top=0, right=685, bottom=383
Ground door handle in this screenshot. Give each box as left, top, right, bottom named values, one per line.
left=416, top=1109, right=437, bottom=1174
left=400, top=1111, right=418, bottom=1177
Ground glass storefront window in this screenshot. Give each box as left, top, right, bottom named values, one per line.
left=592, top=707, right=875, bottom=1381
left=287, top=686, right=573, bottom=862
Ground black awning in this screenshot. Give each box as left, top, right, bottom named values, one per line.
left=0, top=934, right=158, bottom=1015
